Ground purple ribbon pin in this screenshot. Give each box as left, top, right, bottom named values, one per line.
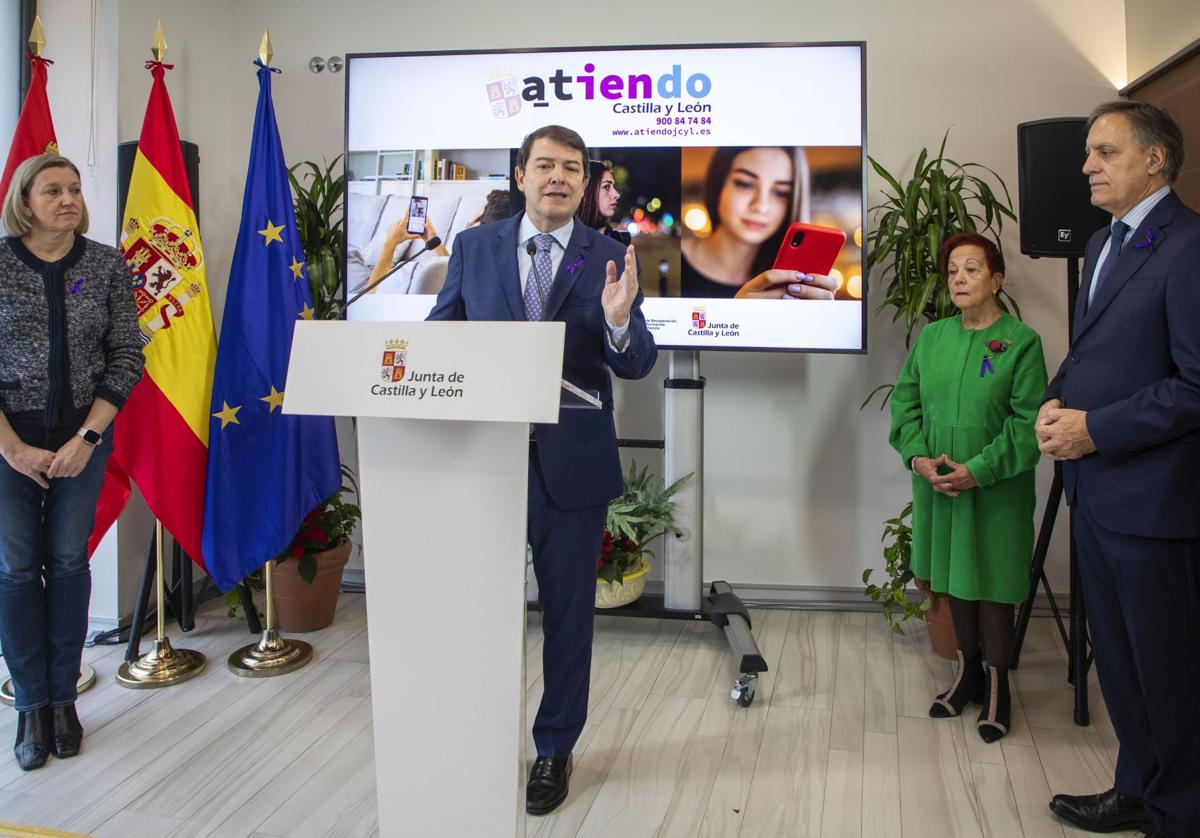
left=68, top=276, right=85, bottom=295
left=1134, top=229, right=1155, bottom=249
left=564, top=255, right=584, bottom=275
left=980, top=356, right=995, bottom=378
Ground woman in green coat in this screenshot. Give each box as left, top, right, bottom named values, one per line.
left=889, top=232, right=1046, bottom=742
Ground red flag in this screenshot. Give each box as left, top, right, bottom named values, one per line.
left=88, top=62, right=217, bottom=565
left=0, top=53, right=58, bottom=203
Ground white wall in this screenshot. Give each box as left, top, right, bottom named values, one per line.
left=102, top=0, right=1126, bottom=600
left=1124, top=0, right=1200, bottom=82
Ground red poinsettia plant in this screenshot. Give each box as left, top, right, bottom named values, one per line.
left=597, top=462, right=693, bottom=585
left=280, top=464, right=362, bottom=583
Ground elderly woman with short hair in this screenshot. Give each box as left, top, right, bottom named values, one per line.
left=889, top=232, right=1046, bottom=742
left=0, top=153, right=143, bottom=770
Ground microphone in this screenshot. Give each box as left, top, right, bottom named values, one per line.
left=525, top=239, right=549, bottom=320
left=337, top=236, right=442, bottom=316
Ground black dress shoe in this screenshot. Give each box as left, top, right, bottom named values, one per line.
left=14, top=707, right=51, bottom=771
left=929, top=650, right=984, bottom=719
left=51, top=703, right=83, bottom=758
left=526, top=755, right=572, bottom=816
left=1049, top=787, right=1152, bottom=833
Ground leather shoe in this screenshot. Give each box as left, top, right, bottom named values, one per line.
left=1048, top=787, right=1151, bottom=833
left=526, top=755, right=572, bottom=816
left=13, top=707, right=51, bottom=770
left=51, top=703, right=83, bottom=759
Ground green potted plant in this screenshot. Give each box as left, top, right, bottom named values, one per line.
left=596, top=462, right=692, bottom=608
left=224, top=464, right=362, bottom=632
left=288, top=155, right=345, bottom=319
left=861, top=132, right=1017, bottom=654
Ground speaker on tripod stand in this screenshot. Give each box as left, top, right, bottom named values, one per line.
left=1011, top=117, right=1108, bottom=726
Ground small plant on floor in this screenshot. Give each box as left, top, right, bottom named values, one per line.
left=597, top=462, right=692, bottom=585
left=862, top=502, right=929, bottom=633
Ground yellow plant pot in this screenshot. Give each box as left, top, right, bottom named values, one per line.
left=595, top=560, right=649, bottom=609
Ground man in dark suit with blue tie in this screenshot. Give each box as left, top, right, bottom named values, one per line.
left=1039, top=101, right=1200, bottom=838
left=427, top=124, right=656, bottom=815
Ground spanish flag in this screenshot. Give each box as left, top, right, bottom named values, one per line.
left=0, top=51, right=58, bottom=203
left=89, top=61, right=217, bottom=566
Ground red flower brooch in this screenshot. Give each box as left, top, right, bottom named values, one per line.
left=980, top=339, right=1012, bottom=378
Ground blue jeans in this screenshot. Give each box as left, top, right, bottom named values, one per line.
left=0, top=434, right=110, bottom=711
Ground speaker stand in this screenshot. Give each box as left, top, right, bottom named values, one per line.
left=1010, top=256, right=1092, bottom=726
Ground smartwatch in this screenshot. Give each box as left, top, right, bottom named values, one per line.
left=77, top=427, right=102, bottom=446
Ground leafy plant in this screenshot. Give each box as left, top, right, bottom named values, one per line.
left=598, top=462, right=692, bottom=585
left=288, top=155, right=345, bottom=320
left=862, top=502, right=928, bottom=634
left=224, top=465, right=361, bottom=616
left=862, top=132, right=1021, bottom=628
left=866, top=130, right=1018, bottom=354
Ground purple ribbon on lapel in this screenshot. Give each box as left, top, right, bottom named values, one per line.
left=980, top=356, right=994, bottom=378
left=68, top=277, right=85, bottom=295
left=564, top=255, right=584, bottom=276
left=1134, top=229, right=1155, bottom=249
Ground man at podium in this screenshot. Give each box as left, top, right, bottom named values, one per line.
left=427, top=124, right=656, bottom=815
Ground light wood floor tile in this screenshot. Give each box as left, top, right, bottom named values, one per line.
left=863, top=617, right=898, bottom=734
left=1001, top=743, right=1067, bottom=838
left=574, top=693, right=706, bottom=837
left=773, top=612, right=838, bottom=709
left=525, top=707, right=639, bottom=838
left=0, top=597, right=1133, bottom=838
left=820, top=747, right=863, bottom=838
left=829, top=612, right=866, bottom=752
left=737, top=706, right=831, bottom=837
left=650, top=621, right=728, bottom=700
left=971, top=761, right=1023, bottom=838
left=860, top=732, right=901, bottom=838
left=897, top=715, right=983, bottom=838
left=697, top=717, right=764, bottom=838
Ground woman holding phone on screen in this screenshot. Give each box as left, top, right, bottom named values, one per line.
left=681, top=146, right=839, bottom=300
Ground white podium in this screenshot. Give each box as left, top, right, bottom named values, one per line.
left=285, top=320, right=565, bottom=838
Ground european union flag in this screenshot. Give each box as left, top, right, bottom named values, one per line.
left=202, top=63, right=341, bottom=592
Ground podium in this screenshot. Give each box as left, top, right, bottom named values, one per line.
left=285, top=320, right=566, bottom=837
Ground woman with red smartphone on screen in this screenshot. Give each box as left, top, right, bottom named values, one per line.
left=680, top=146, right=842, bottom=300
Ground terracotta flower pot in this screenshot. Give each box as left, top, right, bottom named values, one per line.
left=271, top=541, right=352, bottom=633
left=914, top=577, right=958, bottom=660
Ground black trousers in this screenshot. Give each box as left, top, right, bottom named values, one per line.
left=1073, top=490, right=1200, bottom=838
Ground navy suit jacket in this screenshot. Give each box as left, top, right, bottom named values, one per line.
left=1046, top=190, right=1200, bottom=538
left=427, top=213, right=657, bottom=510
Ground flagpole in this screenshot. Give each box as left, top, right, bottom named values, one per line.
left=225, top=30, right=315, bottom=679
left=227, top=559, right=314, bottom=677
left=116, top=521, right=207, bottom=688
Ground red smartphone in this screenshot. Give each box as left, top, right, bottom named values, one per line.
left=771, top=222, right=846, bottom=276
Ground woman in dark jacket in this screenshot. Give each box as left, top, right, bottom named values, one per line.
left=0, top=154, right=144, bottom=770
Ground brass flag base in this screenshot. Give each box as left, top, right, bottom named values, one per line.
left=1, top=665, right=96, bottom=707
left=116, top=638, right=207, bottom=689
left=227, top=629, right=313, bottom=678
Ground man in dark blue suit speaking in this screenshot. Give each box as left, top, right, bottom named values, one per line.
left=1039, top=102, right=1200, bottom=838
left=427, top=124, right=656, bottom=815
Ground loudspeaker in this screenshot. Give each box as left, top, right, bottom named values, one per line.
left=116, top=139, right=200, bottom=236
left=1017, top=118, right=1108, bottom=258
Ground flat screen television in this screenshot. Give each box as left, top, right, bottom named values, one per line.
left=344, top=42, right=866, bottom=352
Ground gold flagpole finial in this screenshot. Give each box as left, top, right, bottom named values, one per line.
left=28, top=16, right=46, bottom=57
left=150, top=21, right=167, bottom=62
left=258, top=30, right=273, bottom=66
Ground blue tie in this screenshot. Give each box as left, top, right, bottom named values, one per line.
left=524, top=233, right=555, bottom=321
left=1088, top=220, right=1130, bottom=308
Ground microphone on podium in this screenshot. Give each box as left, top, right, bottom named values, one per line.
left=336, top=236, right=442, bottom=317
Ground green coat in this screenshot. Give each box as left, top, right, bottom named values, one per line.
left=889, top=313, right=1047, bottom=603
